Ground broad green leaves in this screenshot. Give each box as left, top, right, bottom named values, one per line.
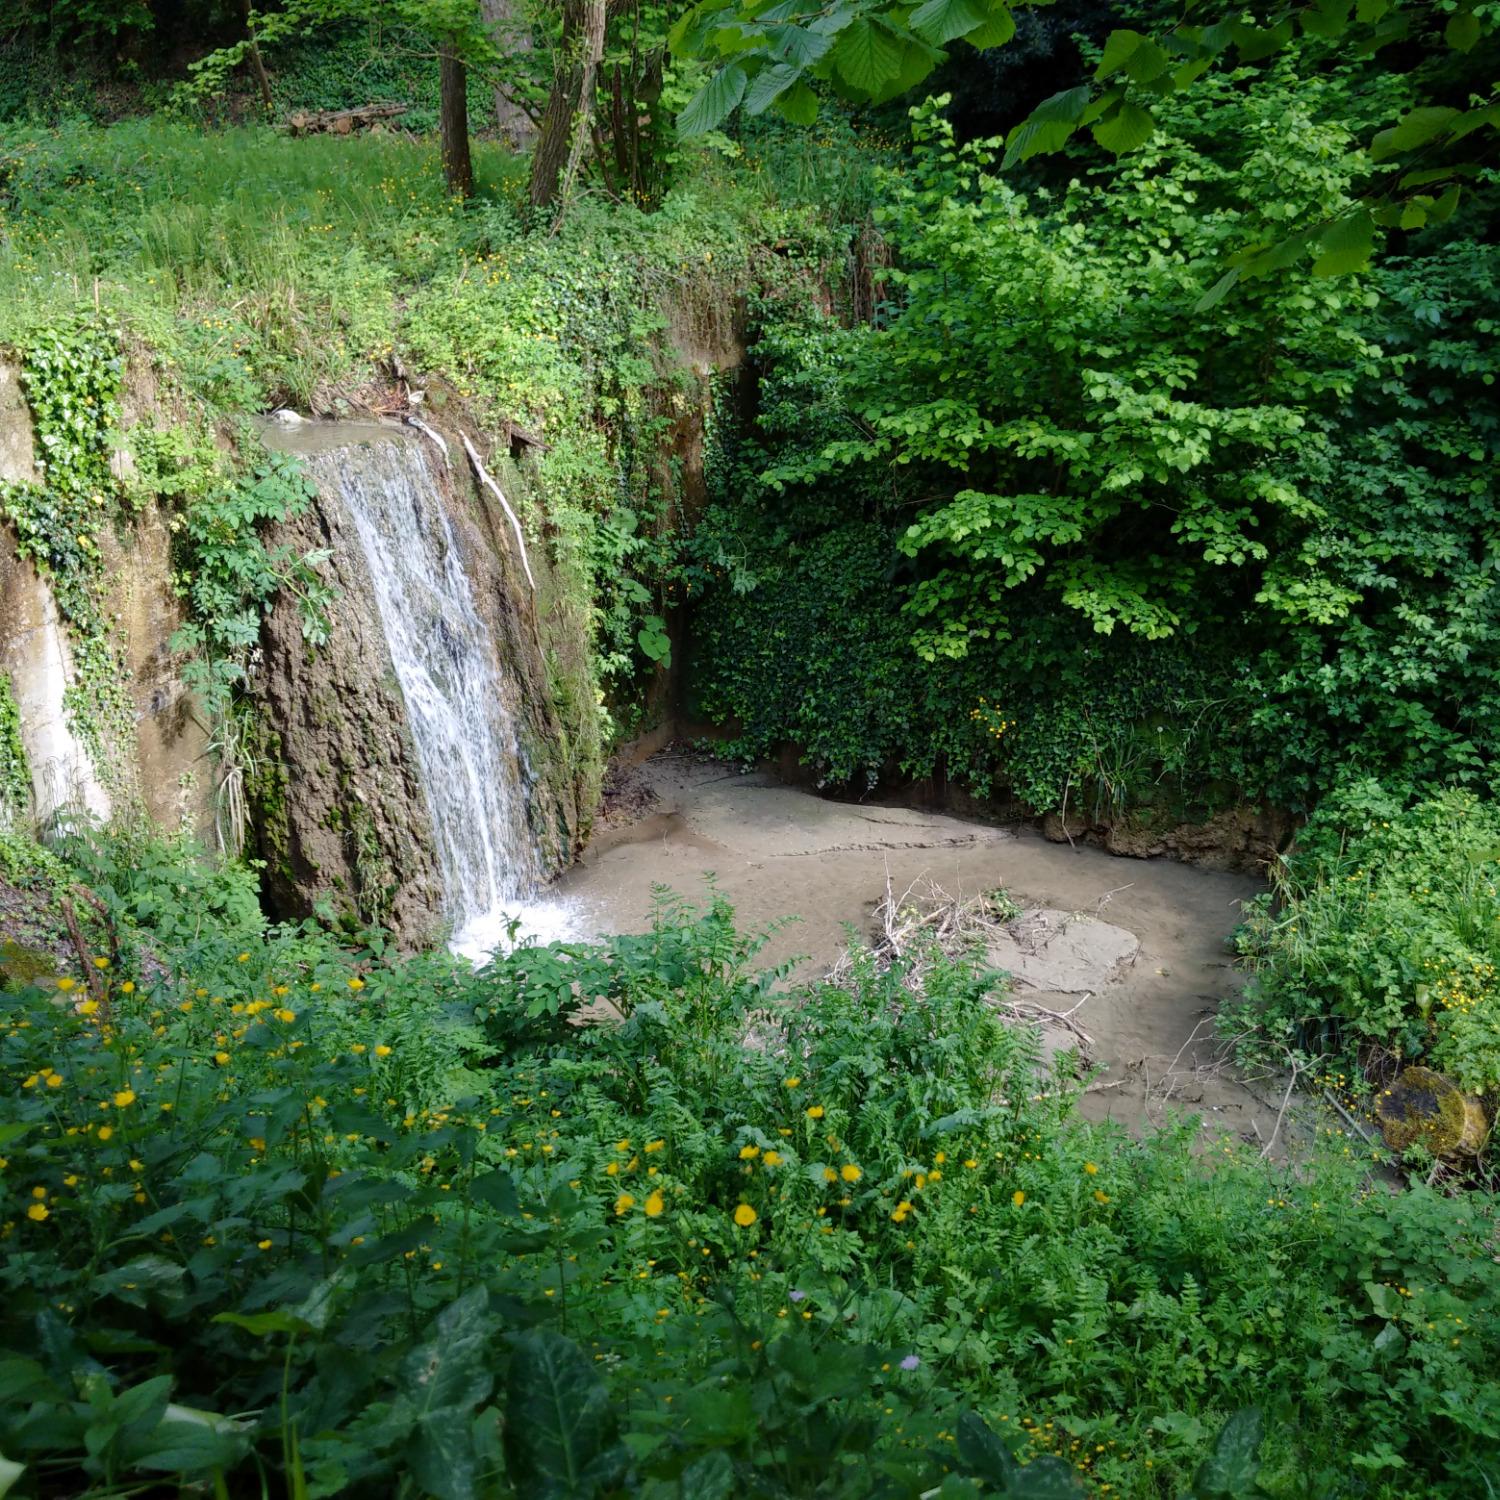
left=672, top=0, right=1015, bottom=136
left=503, top=1331, right=623, bottom=1497
left=677, top=62, right=748, bottom=136
left=671, top=0, right=1496, bottom=273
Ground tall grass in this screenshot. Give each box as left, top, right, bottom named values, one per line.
left=0, top=120, right=525, bottom=401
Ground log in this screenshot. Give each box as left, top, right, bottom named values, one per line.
left=285, top=103, right=408, bottom=137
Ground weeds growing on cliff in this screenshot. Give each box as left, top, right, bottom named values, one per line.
left=1, top=831, right=1498, bottom=1497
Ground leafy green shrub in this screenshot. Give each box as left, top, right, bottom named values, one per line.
left=1233, top=784, right=1500, bottom=1094
left=687, top=68, right=1499, bottom=815
left=2, top=836, right=1498, bottom=1496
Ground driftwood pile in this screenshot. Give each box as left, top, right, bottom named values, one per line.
left=826, top=875, right=1096, bottom=1061
left=285, top=103, right=407, bottom=136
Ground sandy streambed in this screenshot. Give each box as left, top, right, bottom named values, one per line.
left=560, top=754, right=1292, bottom=1144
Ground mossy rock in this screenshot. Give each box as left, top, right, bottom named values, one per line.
left=1376, top=1066, right=1489, bottom=1158
left=0, top=938, right=56, bottom=990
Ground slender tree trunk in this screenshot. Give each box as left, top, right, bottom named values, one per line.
left=440, top=41, right=475, bottom=199
left=528, top=0, right=606, bottom=211
left=479, top=0, right=537, bottom=150
left=243, top=0, right=273, bottom=114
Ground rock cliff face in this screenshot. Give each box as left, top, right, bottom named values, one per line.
left=248, top=420, right=582, bottom=945
left=1, top=358, right=206, bottom=834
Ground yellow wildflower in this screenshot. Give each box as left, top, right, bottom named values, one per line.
left=27, top=1204, right=48, bottom=1222
left=806, top=1106, right=824, bottom=1119
left=840, top=1163, right=862, bottom=1183
left=1012, top=1190, right=1026, bottom=1207
left=733, top=1203, right=758, bottom=1228
left=113, top=1089, right=136, bottom=1108
left=614, top=1193, right=636, bottom=1215
left=739, top=1144, right=761, bottom=1160
left=644, top=1190, right=665, bottom=1218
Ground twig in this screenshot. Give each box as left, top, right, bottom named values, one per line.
left=1259, top=1056, right=1302, bottom=1159
left=57, top=894, right=106, bottom=1019
left=404, top=414, right=451, bottom=466
left=1323, top=1087, right=1379, bottom=1146
left=460, top=431, right=537, bottom=594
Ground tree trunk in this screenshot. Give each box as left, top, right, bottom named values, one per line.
left=527, top=0, right=606, bottom=211
left=440, top=42, right=475, bottom=199
left=479, top=0, right=537, bottom=150
left=243, top=0, right=273, bottom=114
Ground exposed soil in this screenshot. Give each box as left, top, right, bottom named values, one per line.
left=560, top=752, right=1303, bottom=1148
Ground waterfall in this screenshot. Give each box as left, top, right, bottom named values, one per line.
left=306, top=436, right=572, bottom=959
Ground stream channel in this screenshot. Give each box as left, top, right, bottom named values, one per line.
left=559, top=753, right=1284, bottom=1144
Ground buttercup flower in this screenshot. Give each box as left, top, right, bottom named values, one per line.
left=733, top=1203, right=758, bottom=1227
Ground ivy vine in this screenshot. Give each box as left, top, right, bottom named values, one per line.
left=0, top=321, right=137, bottom=805
left=0, top=671, right=29, bottom=822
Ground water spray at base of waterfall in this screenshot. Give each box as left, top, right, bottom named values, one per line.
left=449, top=896, right=583, bottom=965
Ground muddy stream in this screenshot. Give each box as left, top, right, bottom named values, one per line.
left=560, top=754, right=1292, bottom=1145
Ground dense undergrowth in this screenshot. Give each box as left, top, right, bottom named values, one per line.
left=1, top=830, right=1497, bottom=1498
left=689, top=69, right=1499, bottom=821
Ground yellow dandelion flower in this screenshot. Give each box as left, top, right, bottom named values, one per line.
left=806, top=1106, right=824, bottom=1119
left=644, top=1190, right=665, bottom=1218
left=374, top=1044, right=392, bottom=1057
left=97, top=1126, right=113, bottom=1142
left=841, top=1163, right=862, bottom=1183
left=614, top=1193, right=636, bottom=1215
left=739, top=1144, right=761, bottom=1160
left=112, top=1089, right=136, bottom=1108
left=783, top=1076, right=801, bottom=1088
left=1012, top=1190, right=1026, bottom=1206
left=762, top=1150, right=783, bottom=1167
left=1083, top=1162, right=1099, bottom=1175
left=733, top=1203, right=758, bottom=1228
left=27, top=1204, right=48, bottom=1222
left=644, top=1140, right=665, bottom=1153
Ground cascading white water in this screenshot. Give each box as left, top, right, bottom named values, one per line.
left=307, top=436, right=572, bottom=960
